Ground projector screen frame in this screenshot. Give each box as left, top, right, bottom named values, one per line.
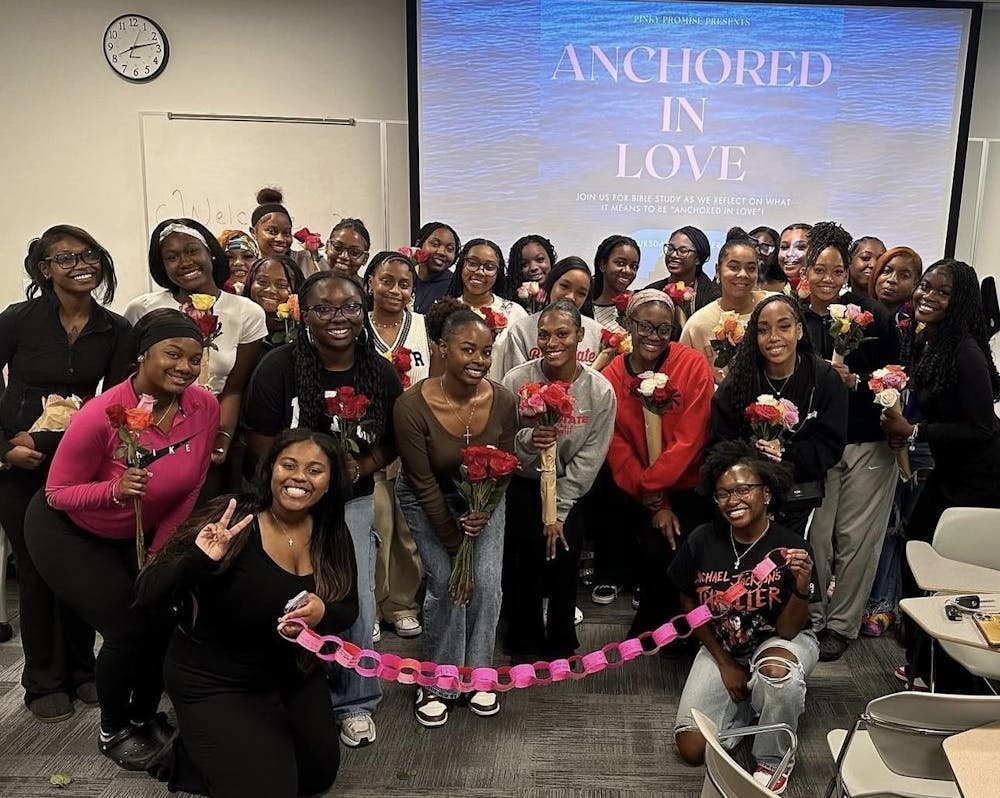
left=407, top=0, right=983, bottom=258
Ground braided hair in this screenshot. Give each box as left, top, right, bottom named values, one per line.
left=725, top=294, right=815, bottom=414
left=445, top=238, right=512, bottom=300
left=591, top=234, right=640, bottom=299
left=329, top=218, right=371, bottom=250
left=542, top=256, right=595, bottom=318
left=902, top=259, right=1000, bottom=402
left=508, top=234, right=557, bottom=291
left=293, top=272, right=396, bottom=441
left=803, top=221, right=852, bottom=273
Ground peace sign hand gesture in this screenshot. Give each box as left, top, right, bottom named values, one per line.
left=195, top=498, right=255, bottom=561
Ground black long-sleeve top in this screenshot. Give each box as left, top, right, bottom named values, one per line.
left=0, top=293, right=131, bottom=460
left=136, top=519, right=358, bottom=688
left=710, top=354, right=848, bottom=483
left=801, top=291, right=900, bottom=444
left=912, top=335, right=1000, bottom=502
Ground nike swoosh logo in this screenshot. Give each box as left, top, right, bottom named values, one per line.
left=867, top=465, right=882, bottom=470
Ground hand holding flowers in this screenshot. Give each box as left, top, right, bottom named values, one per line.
left=745, top=395, right=799, bottom=461
left=710, top=311, right=745, bottom=369
left=517, top=381, right=576, bottom=525
left=630, top=371, right=681, bottom=464
left=106, top=394, right=155, bottom=566
left=827, top=303, right=875, bottom=365
left=871, top=365, right=913, bottom=479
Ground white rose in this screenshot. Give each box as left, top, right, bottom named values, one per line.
left=828, top=303, right=847, bottom=319
left=874, top=388, right=900, bottom=408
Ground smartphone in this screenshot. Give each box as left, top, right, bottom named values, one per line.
left=974, top=613, right=1000, bottom=648
left=283, top=590, right=309, bottom=615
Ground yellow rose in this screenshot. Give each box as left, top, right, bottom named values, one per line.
left=838, top=317, right=852, bottom=334
left=190, top=293, right=216, bottom=311
left=276, top=303, right=291, bottom=320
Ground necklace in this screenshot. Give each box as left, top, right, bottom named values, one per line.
left=269, top=510, right=304, bottom=549
left=154, top=397, right=177, bottom=427
left=762, top=358, right=797, bottom=397
left=371, top=314, right=401, bottom=330
left=440, top=380, right=481, bottom=445
left=730, top=522, right=770, bottom=569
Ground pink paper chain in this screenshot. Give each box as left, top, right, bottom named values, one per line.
left=286, top=548, right=790, bottom=693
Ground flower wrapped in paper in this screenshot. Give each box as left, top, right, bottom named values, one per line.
left=450, top=445, right=519, bottom=604
left=827, top=303, right=875, bottom=365
left=516, top=380, right=576, bottom=525
left=28, top=394, right=83, bottom=433
left=709, top=311, right=745, bottom=369
left=869, top=365, right=912, bottom=480
left=630, top=371, right=680, bottom=464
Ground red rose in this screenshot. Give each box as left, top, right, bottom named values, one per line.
left=611, top=292, right=633, bottom=313
left=400, top=374, right=411, bottom=389
left=557, top=397, right=575, bottom=417
left=465, top=461, right=489, bottom=482
left=857, top=311, right=875, bottom=326
left=339, top=394, right=370, bottom=422
left=325, top=395, right=342, bottom=417
left=747, top=403, right=782, bottom=424
left=392, top=348, right=413, bottom=372
left=293, top=227, right=317, bottom=244
left=106, top=404, right=128, bottom=428
left=303, top=234, right=323, bottom=253
left=462, top=445, right=494, bottom=471
left=338, top=386, right=356, bottom=400
left=487, top=448, right=519, bottom=477
left=194, top=313, right=218, bottom=341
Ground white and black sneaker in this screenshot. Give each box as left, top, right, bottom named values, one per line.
left=467, top=691, right=500, bottom=717
left=591, top=584, right=619, bottom=605
left=414, top=688, right=450, bottom=727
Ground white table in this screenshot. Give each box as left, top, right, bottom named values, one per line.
left=899, top=595, right=1000, bottom=652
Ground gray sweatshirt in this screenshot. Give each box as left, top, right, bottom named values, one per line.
left=501, top=360, right=617, bottom=522
left=493, top=311, right=607, bottom=377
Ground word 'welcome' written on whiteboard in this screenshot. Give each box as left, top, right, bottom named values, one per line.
left=153, top=189, right=251, bottom=228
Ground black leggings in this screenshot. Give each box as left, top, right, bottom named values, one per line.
left=25, top=495, right=170, bottom=733
left=164, top=634, right=340, bottom=798
left=0, top=470, right=94, bottom=700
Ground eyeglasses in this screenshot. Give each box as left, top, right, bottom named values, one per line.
left=44, top=249, right=102, bottom=268
left=327, top=241, right=368, bottom=261
left=464, top=257, right=499, bottom=274
left=755, top=242, right=776, bottom=255
left=305, top=303, right=364, bottom=321
left=629, top=318, right=673, bottom=339
left=713, top=483, right=765, bottom=503
left=664, top=244, right=696, bottom=257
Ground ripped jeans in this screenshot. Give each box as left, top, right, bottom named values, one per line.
left=673, top=630, right=819, bottom=767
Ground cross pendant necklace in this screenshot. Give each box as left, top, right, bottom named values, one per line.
left=441, top=380, right=479, bottom=445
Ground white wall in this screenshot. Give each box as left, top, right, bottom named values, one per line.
left=0, top=0, right=408, bottom=312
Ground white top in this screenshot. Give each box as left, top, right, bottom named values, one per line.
left=461, top=295, right=528, bottom=381
left=593, top=303, right=624, bottom=334
left=123, top=289, right=267, bottom=394
left=368, top=310, right=432, bottom=386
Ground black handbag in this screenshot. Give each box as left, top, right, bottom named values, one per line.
left=783, top=480, right=825, bottom=512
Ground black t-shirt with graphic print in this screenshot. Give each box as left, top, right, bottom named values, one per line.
left=668, top=520, right=820, bottom=659
left=241, top=344, right=403, bottom=499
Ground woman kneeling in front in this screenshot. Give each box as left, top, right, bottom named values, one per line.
left=671, top=441, right=819, bottom=795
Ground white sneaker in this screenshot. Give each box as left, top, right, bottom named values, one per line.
left=393, top=616, right=422, bottom=638
left=339, top=714, right=376, bottom=747
left=372, top=621, right=381, bottom=644
left=574, top=606, right=584, bottom=626
left=468, top=691, right=500, bottom=717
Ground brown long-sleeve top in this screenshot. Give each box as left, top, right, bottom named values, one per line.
left=393, top=378, right=517, bottom=553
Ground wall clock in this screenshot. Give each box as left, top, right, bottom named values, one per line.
left=103, top=14, right=169, bottom=82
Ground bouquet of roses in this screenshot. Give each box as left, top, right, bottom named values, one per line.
left=664, top=281, right=696, bottom=326
left=517, top=381, right=576, bottom=525
left=478, top=307, right=508, bottom=341
left=710, top=311, right=745, bottom=369
left=869, top=364, right=912, bottom=479
left=745, top=394, right=799, bottom=459
left=600, top=328, right=632, bottom=355
left=184, top=293, right=223, bottom=387
left=611, top=291, right=633, bottom=329
left=324, top=387, right=371, bottom=455
left=293, top=227, right=324, bottom=266
left=384, top=346, right=413, bottom=389
left=273, top=294, right=299, bottom=346
left=450, top=445, right=519, bottom=604
left=516, top=281, right=547, bottom=314
left=828, top=303, right=875, bottom=365
left=631, top=371, right=680, bottom=464
left=106, top=395, right=155, bottom=567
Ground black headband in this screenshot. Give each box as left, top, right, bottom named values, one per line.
left=251, top=204, right=291, bottom=227
left=139, top=317, right=204, bottom=353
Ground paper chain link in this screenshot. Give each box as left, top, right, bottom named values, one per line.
left=286, top=548, right=791, bottom=693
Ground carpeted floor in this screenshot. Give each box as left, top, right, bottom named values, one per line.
left=0, top=580, right=903, bottom=797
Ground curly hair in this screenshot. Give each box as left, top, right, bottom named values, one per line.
left=542, top=256, right=595, bottom=318
left=293, top=272, right=395, bottom=441
left=803, top=221, right=852, bottom=273
left=23, top=225, right=118, bottom=305
left=697, top=440, right=794, bottom=511
left=508, top=234, right=557, bottom=291
left=591, top=234, right=640, bottom=299
left=748, top=225, right=783, bottom=285
left=424, top=296, right=466, bottom=343
left=148, top=428, right=354, bottom=602
left=902, top=259, right=1000, bottom=402
left=445, top=238, right=512, bottom=300
left=148, top=218, right=229, bottom=292
left=725, top=294, right=815, bottom=413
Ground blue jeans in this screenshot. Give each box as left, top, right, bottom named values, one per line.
left=395, top=474, right=504, bottom=700
left=328, top=494, right=382, bottom=720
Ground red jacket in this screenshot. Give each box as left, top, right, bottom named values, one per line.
left=604, top=343, right=713, bottom=506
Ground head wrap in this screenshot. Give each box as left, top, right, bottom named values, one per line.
left=159, top=223, right=208, bottom=248
left=627, top=288, right=674, bottom=316
left=251, top=203, right=291, bottom=227
left=218, top=230, right=260, bottom=256
left=138, top=312, right=205, bottom=354
left=672, top=225, right=711, bottom=267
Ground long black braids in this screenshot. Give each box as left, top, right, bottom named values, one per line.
left=902, top=259, right=1000, bottom=402
left=591, top=234, right=640, bottom=299
left=293, top=272, right=396, bottom=444
left=726, top=294, right=816, bottom=417
left=803, top=220, right=852, bottom=272
left=445, top=238, right=512, bottom=300
left=508, top=234, right=557, bottom=291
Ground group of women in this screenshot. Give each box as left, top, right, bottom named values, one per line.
left=2, top=189, right=999, bottom=796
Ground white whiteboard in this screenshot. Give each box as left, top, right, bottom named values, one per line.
left=139, top=112, right=407, bottom=260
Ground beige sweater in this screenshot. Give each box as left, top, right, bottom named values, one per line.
left=679, top=291, right=774, bottom=385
